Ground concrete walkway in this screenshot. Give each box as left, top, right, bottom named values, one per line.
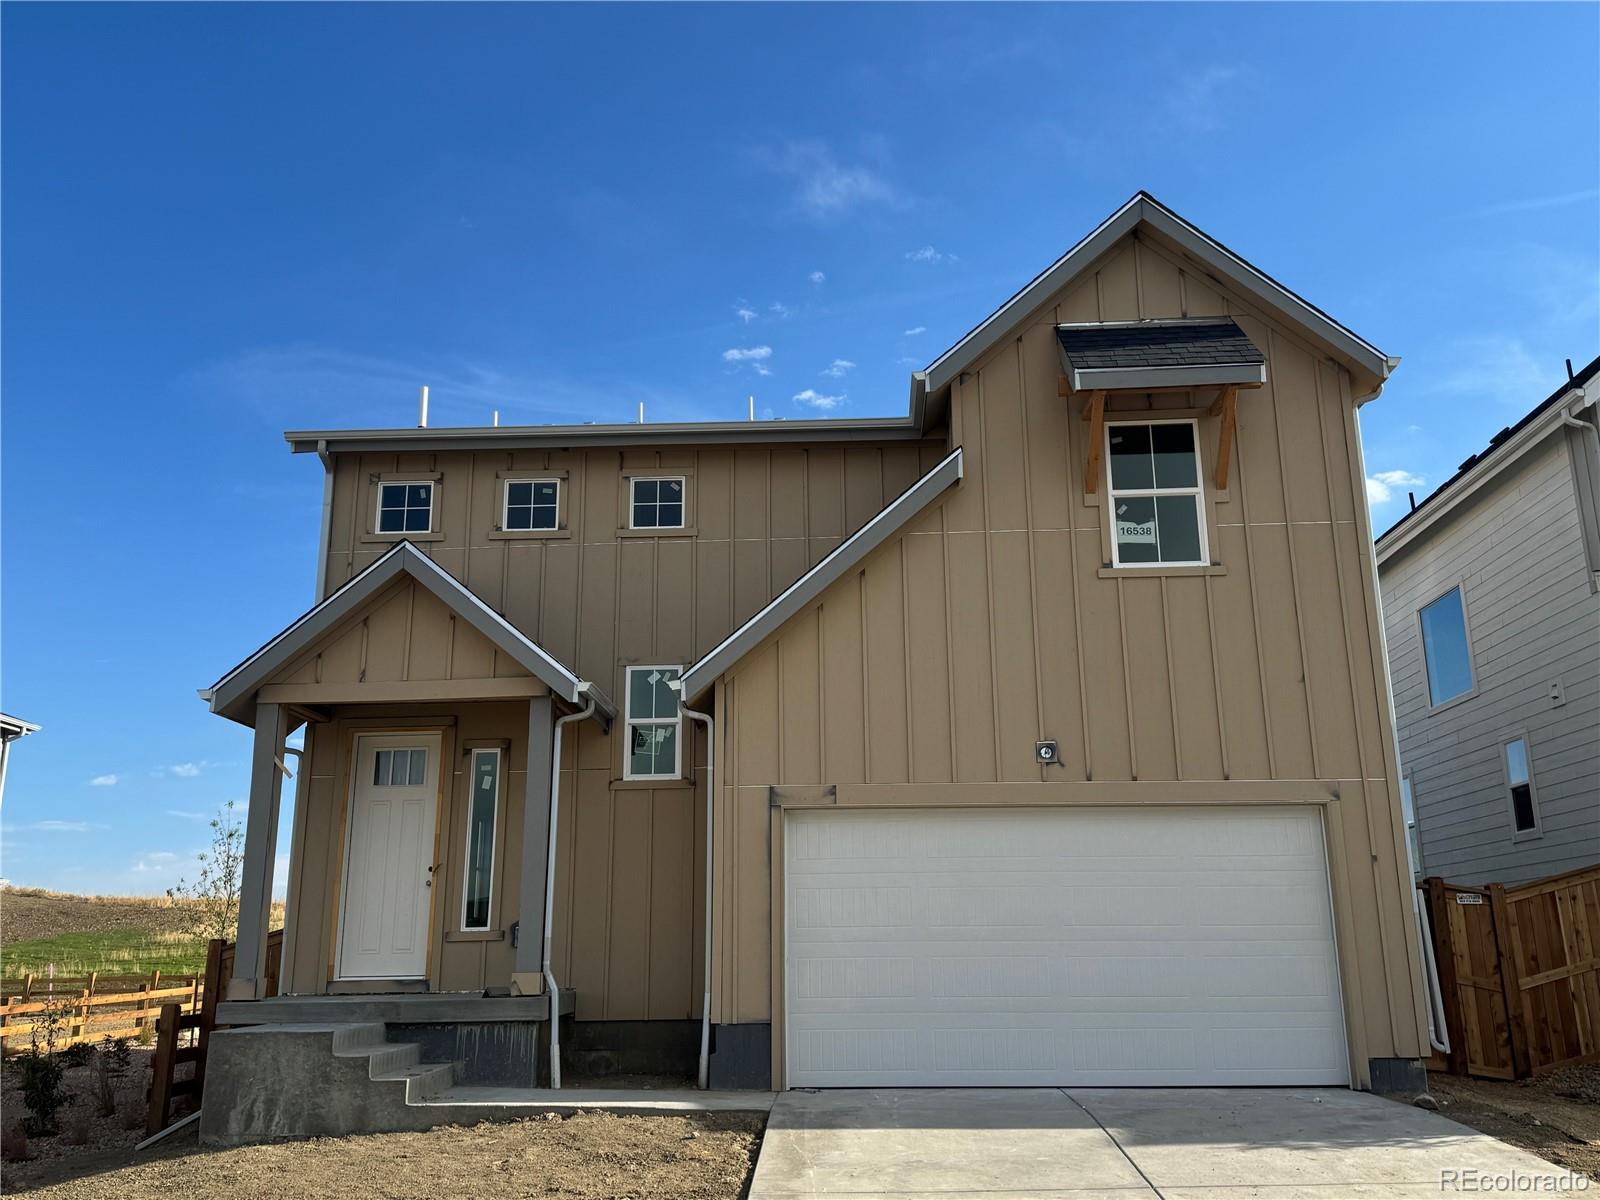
left=748, top=1087, right=1584, bottom=1199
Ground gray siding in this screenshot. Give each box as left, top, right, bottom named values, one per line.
left=1379, top=430, right=1600, bottom=886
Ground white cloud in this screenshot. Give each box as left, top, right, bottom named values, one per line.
left=170, top=762, right=202, bottom=778
left=4, top=819, right=96, bottom=834
left=89, top=774, right=118, bottom=787
left=722, top=346, right=773, bottom=364
left=1168, top=65, right=1242, bottom=133
left=793, top=388, right=845, bottom=411
left=1365, top=469, right=1425, bottom=506
left=735, top=306, right=758, bottom=324
left=166, top=809, right=210, bottom=821
left=769, top=301, right=793, bottom=319
left=763, top=141, right=898, bottom=219
left=809, top=271, right=826, bottom=285
left=905, top=245, right=951, bottom=264
left=822, top=359, right=856, bottom=379
left=903, top=326, right=927, bottom=337
left=131, top=851, right=182, bottom=875
left=1477, top=188, right=1600, bottom=217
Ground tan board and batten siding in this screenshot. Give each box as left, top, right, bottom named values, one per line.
left=715, top=232, right=1428, bottom=1085
left=298, top=439, right=943, bottom=1016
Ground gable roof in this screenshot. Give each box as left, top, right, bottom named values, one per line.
left=0, top=713, right=39, bottom=740
left=203, top=541, right=615, bottom=724
left=919, top=191, right=1394, bottom=404
left=679, top=447, right=964, bottom=702
left=1377, top=354, right=1600, bottom=560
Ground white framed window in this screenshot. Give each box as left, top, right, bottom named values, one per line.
left=503, top=479, right=560, bottom=531
left=373, top=746, right=427, bottom=786
left=1503, top=736, right=1541, bottom=838
left=1418, top=584, right=1475, bottom=708
left=1106, top=420, right=1208, bottom=567
left=461, top=748, right=501, bottom=930
left=624, top=665, right=682, bottom=780
left=630, top=477, right=685, bottom=530
left=376, top=481, right=434, bottom=535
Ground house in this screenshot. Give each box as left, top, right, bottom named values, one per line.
left=1377, top=356, right=1600, bottom=886
left=0, top=712, right=40, bottom=807
left=198, top=193, right=1432, bottom=1142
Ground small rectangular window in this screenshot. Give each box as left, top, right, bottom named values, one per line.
left=1419, top=586, right=1474, bottom=707
left=373, top=747, right=427, bottom=787
left=1106, top=421, right=1207, bottom=567
left=377, top=481, right=434, bottom=534
left=504, top=479, right=559, bottom=531
left=630, top=477, right=685, bottom=529
left=462, top=749, right=500, bottom=930
left=1504, top=737, right=1540, bottom=836
left=624, top=665, right=681, bottom=780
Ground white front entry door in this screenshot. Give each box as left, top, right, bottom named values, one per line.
left=337, top=734, right=441, bottom=980
left=785, top=805, right=1349, bottom=1087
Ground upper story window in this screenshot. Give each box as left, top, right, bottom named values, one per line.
left=1106, top=420, right=1207, bottom=567
left=377, top=482, right=434, bottom=534
left=1504, top=737, right=1541, bottom=836
left=630, top=477, right=685, bottom=530
left=504, top=479, right=559, bottom=531
left=462, top=748, right=501, bottom=930
left=1419, top=585, right=1475, bottom=707
left=624, top=665, right=681, bottom=780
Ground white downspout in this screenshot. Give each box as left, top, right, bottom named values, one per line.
left=672, top=682, right=714, bottom=1090
left=544, top=687, right=596, bottom=1089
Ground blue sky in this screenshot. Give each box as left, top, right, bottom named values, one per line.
left=2, top=3, right=1596, bottom=898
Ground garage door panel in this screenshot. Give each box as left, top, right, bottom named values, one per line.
left=785, top=806, right=1349, bottom=1087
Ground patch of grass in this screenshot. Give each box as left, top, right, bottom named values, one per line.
left=3, top=930, right=209, bottom=978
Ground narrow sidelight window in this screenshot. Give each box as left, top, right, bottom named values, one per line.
left=504, top=479, right=559, bottom=531
left=377, top=481, right=434, bottom=534
left=1504, top=737, right=1540, bottom=836
left=625, top=665, right=682, bottom=780
left=462, top=749, right=501, bottom=929
left=630, top=477, right=685, bottom=529
left=1419, top=585, right=1475, bottom=707
left=1106, top=421, right=1207, bottom=567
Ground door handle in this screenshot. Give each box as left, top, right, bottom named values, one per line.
left=425, top=861, right=443, bottom=887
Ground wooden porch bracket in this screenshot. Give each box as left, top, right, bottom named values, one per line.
left=1209, top=385, right=1239, bottom=491
left=1082, top=391, right=1106, bottom=494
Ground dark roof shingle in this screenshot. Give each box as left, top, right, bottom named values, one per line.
left=1056, top=318, right=1265, bottom=372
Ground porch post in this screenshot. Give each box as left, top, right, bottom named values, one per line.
left=230, top=701, right=287, bottom=1000
left=513, top=695, right=555, bottom=993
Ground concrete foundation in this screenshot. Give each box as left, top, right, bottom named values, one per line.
left=566, top=1019, right=698, bottom=1079
left=1367, top=1056, right=1429, bottom=1096
left=708, top=1022, right=771, bottom=1090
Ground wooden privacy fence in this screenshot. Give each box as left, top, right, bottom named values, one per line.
left=1421, top=863, right=1600, bottom=1079
left=0, top=972, right=200, bottom=1054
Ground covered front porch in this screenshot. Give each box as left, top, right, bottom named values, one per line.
left=200, top=542, right=613, bottom=1084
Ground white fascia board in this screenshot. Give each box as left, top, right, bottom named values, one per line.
left=206, top=541, right=613, bottom=723
left=1376, top=385, right=1593, bottom=565
left=923, top=193, right=1390, bottom=397
left=680, top=447, right=964, bottom=702
left=1067, top=362, right=1268, bottom=393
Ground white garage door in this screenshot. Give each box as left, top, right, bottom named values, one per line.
left=784, top=806, right=1348, bottom=1087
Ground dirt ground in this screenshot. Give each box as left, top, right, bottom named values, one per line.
left=1, top=887, right=282, bottom=948
left=1429, top=1064, right=1600, bottom=1180
left=2, top=1111, right=764, bottom=1199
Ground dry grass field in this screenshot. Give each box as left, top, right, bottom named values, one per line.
left=1, top=887, right=284, bottom=979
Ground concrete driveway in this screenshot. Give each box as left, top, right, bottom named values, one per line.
left=748, top=1087, right=1585, bottom=1199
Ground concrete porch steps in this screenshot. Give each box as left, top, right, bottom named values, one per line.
left=329, top=1022, right=456, bottom=1103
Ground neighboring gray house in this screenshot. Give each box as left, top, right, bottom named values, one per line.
left=1377, top=354, right=1600, bottom=886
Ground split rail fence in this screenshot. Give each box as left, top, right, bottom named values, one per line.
left=0, top=972, right=200, bottom=1053
left=1420, top=862, right=1600, bottom=1080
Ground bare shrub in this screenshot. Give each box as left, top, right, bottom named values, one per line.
left=166, top=801, right=244, bottom=942
left=63, top=1110, right=91, bottom=1146
left=93, top=1036, right=133, bottom=1117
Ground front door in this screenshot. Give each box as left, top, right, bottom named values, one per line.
left=337, top=733, right=441, bottom=980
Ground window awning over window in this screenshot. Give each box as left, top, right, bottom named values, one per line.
left=1056, top=318, right=1266, bottom=394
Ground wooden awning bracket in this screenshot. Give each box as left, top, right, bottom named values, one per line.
left=1209, top=385, right=1239, bottom=490
left=1082, top=391, right=1106, bottom=494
